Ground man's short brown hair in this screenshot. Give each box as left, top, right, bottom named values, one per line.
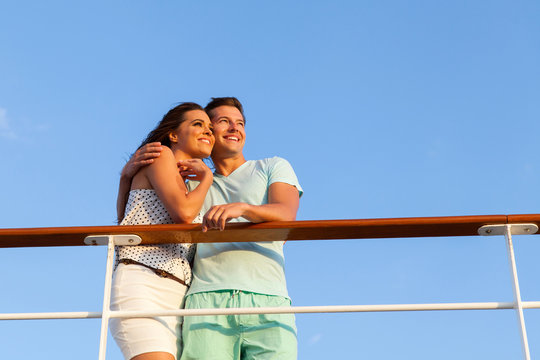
left=205, top=97, right=245, bottom=122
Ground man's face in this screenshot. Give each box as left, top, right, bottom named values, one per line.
left=209, top=105, right=246, bottom=158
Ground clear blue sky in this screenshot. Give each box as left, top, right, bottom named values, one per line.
left=1, top=1, right=539, bottom=359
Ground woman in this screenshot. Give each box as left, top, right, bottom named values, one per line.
left=111, top=102, right=214, bottom=360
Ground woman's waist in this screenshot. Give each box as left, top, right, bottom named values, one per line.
left=116, top=245, right=193, bottom=277
left=117, top=258, right=189, bottom=287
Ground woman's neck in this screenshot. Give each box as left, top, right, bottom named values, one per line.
left=170, top=147, right=193, bottom=161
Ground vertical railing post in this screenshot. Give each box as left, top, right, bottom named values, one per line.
left=98, top=236, right=116, bottom=360
left=504, top=225, right=531, bottom=360
left=84, top=234, right=141, bottom=360
left=478, top=223, right=537, bottom=360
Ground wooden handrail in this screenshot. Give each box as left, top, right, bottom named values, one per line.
left=1, top=214, right=539, bottom=248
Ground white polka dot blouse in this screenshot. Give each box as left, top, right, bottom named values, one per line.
left=116, top=189, right=198, bottom=285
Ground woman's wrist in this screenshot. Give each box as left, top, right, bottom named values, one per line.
left=201, top=168, right=213, bottom=181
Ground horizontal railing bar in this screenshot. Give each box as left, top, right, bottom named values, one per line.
left=3, top=301, right=540, bottom=320
left=0, top=311, right=102, bottom=320
left=1, top=214, right=540, bottom=248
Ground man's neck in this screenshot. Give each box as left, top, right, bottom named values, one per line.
left=212, top=154, right=247, bottom=177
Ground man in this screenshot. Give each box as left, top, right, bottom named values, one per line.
left=120, top=97, right=302, bottom=359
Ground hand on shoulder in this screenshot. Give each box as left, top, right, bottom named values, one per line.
left=121, top=142, right=163, bottom=180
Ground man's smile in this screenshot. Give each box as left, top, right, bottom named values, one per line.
left=224, top=135, right=240, bottom=142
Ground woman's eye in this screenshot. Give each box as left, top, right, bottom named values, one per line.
left=193, top=122, right=202, bottom=127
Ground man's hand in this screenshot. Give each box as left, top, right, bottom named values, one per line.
left=121, top=142, right=163, bottom=179
left=201, top=183, right=300, bottom=232
left=202, top=203, right=249, bottom=232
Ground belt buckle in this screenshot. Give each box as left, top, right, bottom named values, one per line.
left=156, top=269, right=168, bottom=278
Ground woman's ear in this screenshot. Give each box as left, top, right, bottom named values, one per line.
left=169, top=131, right=178, bottom=144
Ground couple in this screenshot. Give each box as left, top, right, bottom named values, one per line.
left=112, top=97, right=303, bottom=360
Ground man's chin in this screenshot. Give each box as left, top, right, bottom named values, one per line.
left=216, top=143, right=243, bottom=153
left=212, top=147, right=243, bottom=158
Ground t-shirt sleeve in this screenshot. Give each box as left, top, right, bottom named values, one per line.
left=267, top=157, right=303, bottom=197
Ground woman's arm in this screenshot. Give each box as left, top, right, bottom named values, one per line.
left=116, top=142, right=163, bottom=222
left=146, top=148, right=213, bottom=223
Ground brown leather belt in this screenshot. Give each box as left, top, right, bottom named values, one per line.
left=119, top=258, right=187, bottom=287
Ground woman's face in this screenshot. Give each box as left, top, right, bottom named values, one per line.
left=170, top=110, right=214, bottom=158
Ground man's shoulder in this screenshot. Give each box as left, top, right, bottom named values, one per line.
left=245, top=157, right=297, bottom=181
left=248, top=156, right=290, bottom=168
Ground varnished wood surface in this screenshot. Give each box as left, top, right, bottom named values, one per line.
left=1, top=214, right=539, bottom=248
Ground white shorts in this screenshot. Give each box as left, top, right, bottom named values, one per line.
left=109, top=263, right=188, bottom=359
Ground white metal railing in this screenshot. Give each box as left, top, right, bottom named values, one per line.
left=503, top=224, right=531, bottom=359
left=0, top=221, right=538, bottom=360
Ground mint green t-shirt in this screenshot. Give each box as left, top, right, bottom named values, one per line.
left=186, top=157, right=303, bottom=298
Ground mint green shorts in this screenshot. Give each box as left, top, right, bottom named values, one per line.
left=180, top=290, right=297, bottom=360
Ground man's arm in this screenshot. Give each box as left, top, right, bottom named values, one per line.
left=116, top=175, right=133, bottom=223
left=116, top=142, right=162, bottom=222
left=202, top=182, right=300, bottom=231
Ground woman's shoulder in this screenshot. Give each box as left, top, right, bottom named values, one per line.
left=150, top=146, right=176, bottom=166
left=137, top=146, right=176, bottom=179
left=158, top=145, right=174, bottom=158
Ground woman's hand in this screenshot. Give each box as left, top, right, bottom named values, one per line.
left=121, top=142, right=163, bottom=179
left=177, top=159, right=212, bottom=182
